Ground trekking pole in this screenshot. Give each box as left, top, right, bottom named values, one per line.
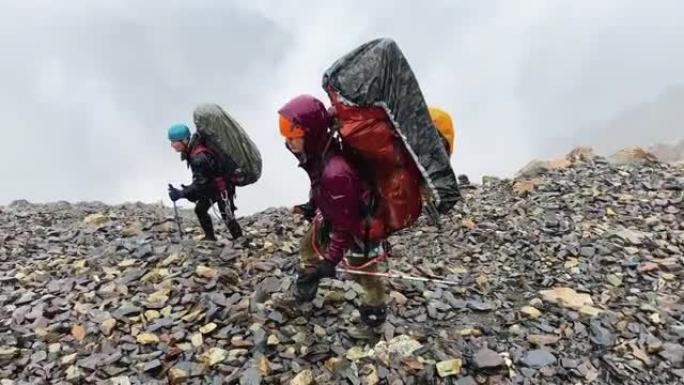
left=338, top=267, right=460, bottom=286
left=172, top=201, right=183, bottom=240
left=220, top=191, right=235, bottom=224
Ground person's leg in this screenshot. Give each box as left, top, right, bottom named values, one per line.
left=227, top=185, right=237, bottom=212
left=216, top=197, right=228, bottom=221
left=346, top=247, right=387, bottom=327
left=217, top=195, right=242, bottom=239
left=194, top=198, right=216, bottom=240
left=298, top=224, right=321, bottom=268
left=294, top=220, right=327, bottom=302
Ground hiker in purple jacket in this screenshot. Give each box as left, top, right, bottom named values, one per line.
left=278, top=95, right=387, bottom=327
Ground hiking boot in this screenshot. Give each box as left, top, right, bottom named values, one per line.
left=270, top=293, right=301, bottom=318
left=294, top=275, right=320, bottom=303
left=200, top=234, right=217, bottom=242
left=293, top=201, right=316, bottom=221
left=293, top=260, right=334, bottom=303
left=359, top=304, right=387, bottom=327
left=227, top=219, right=243, bottom=239
left=346, top=326, right=376, bottom=340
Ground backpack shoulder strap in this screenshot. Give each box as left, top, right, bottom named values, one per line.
left=190, top=144, right=213, bottom=158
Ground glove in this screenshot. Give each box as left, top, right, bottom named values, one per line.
left=320, top=259, right=337, bottom=278
left=294, top=259, right=336, bottom=302
left=305, top=259, right=336, bottom=280
left=168, top=184, right=184, bottom=202
left=293, top=201, right=316, bottom=221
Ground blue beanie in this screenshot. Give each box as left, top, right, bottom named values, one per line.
left=168, top=123, right=191, bottom=141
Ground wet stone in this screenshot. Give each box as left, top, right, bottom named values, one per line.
left=1, top=157, right=682, bottom=384
left=455, top=376, right=478, bottom=385
left=659, top=343, right=684, bottom=366
left=474, top=348, right=504, bottom=369
left=561, top=358, right=579, bottom=369
left=580, top=247, right=596, bottom=258
left=590, top=321, right=615, bottom=347
left=30, top=350, right=47, bottom=363
left=140, top=359, right=163, bottom=373
left=521, top=349, right=556, bottom=368
left=239, top=367, right=261, bottom=385
left=468, top=300, right=493, bottom=311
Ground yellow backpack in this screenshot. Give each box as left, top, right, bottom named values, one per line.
left=428, top=107, right=455, bottom=155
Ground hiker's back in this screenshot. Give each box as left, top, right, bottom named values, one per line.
left=188, top=140, right=222, bottom=179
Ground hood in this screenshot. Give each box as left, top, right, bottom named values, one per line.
left=278, top=95, right=333, bottom=159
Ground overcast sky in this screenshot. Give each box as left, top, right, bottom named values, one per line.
left=1, top=0, right=683, bottom=214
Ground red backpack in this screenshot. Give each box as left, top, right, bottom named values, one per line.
left=330, top=93, right=423, bottom=241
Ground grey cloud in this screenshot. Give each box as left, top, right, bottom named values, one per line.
left=1, top=1, right=683, bottom=214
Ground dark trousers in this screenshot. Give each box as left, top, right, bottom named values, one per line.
left=194, top=191, right=241, bottom=240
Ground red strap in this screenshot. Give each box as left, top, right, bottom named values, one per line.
left=339, top=253, right=387, bottom=271
left=190, top=144, right=212, bottom=157
left=213, top=176, right=227, bottom=192
left=309, top=214, right=387, bottom=271
left=190, top=145, right=228, bottom=193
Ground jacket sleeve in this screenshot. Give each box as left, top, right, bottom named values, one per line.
left=302, top=189, right=317, bottom=219
left=182, top=153, right=214, bottom=201
left=318, top=164, right=363, bottom=264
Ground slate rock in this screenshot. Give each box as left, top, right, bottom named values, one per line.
left=521, top=349, right=557, bottom=368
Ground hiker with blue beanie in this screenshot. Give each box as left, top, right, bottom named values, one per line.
left=167, top=123, right=243, bottom=241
